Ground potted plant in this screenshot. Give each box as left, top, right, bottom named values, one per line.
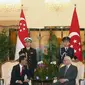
left=0, top=29, right=9, bottom=62
left=34, top=62, right=59, bottom=80
left=34, top=30, right=59, bottom=80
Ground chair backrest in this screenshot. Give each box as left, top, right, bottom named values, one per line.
left=72, top=61, right=84, bottom=85
left=1, top=61, right=18, bottom=85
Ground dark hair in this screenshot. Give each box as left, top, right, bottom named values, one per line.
left=62, top=36, right=70, bottom=42
left=19, top=49, right=26, bottom=56
left=19, top=55, right=26, bottom=63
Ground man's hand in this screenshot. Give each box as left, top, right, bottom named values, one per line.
left=59, top=79, right=68, bottom=83
left=34, top=69, right=36, bottom=72
left=24, top=79, right=30, bottom=82
left=16, top=80, right=23, bottom=84
left=53, top=77, right=57, bottom=80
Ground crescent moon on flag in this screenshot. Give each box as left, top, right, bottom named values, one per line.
left=69, top=32, right=79, bottom=38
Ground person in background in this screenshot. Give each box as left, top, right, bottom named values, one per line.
left=43, top=46, right=50, bottom=65
left=10, top=54, right=30, bottom=85
left=19, top=37, right=37, bottom=78
left=53, top=56, right=78, bottom=85
left=58, top=36, right=75, bottom=65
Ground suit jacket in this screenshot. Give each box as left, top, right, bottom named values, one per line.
left=58, top=47, right=74, bottom=64
left=21, top=47, right=37, bottom=69
left=58, top=64, right=78, bottom=85
left=10, top=64, right=30, bottom=85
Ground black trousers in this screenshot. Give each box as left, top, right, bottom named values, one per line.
left=29, top=68, right=34, bottom=78
left=16, top=82, right=29, bottom=85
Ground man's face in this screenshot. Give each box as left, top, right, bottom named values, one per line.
left=63, top=41, right=70, bottom=47
left=25, top=42, right=31, bottom=47
left=63, top=58, right=70, bottom=65
left=21, top=57, right=27, bottom=66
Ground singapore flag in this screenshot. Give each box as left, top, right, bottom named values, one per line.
left=15, top=9, right=29, bottom=60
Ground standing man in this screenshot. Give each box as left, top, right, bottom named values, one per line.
left=19, top=37, right=37, bottom=78
left=53, top=56, right=78, bottom=85
left=10, top=54, right=30, bottom=85
left=58, top=36, right=75, bottom=65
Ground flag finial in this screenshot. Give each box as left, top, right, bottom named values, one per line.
left=74, top=4, right=76, bottom=7
left=21, top=4, right=23, bottom=9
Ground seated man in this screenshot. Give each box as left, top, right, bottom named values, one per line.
left=53, top=56, right=78, bottom=85
left=10, top=54, right=30, bottom=85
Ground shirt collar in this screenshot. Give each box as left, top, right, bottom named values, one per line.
left=66, top=64, right=71, bottom=68
left=26, top=47, right=30, bottom=50
left=19, top=64, right=23, bottom=72
left=19, top=64, right=23, bottom=68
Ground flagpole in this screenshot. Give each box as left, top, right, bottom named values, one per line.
left=28, top=28, right=30, bottom=37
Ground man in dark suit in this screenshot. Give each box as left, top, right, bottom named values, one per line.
left=10, top=54, right=30, bottom=85
left=19, top=37, right=37, bottom=78
left=58, top=36, right=75, bottom=65
left=53, top=56, right=78, bottom=85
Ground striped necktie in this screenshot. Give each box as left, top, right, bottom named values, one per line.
left=64, top=66, right=68, bottom=76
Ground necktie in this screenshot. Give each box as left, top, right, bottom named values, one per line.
left=64, top=66, right=68, bottom=76
left=65, top=47, right=68, bottom=51
left=20, top=66, right=24, bottom=76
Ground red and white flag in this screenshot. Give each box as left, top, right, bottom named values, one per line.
left=15, top=9, right=29, bottom=60
left=69, top=7, right=82, bottom=61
